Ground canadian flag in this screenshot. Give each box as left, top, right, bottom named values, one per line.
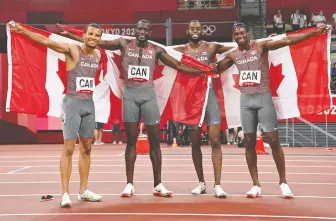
left=6, top=24, right=332, bottom=129
left=213, top=28, right=332, bottom=128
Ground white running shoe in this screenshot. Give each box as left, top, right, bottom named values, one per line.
left=77, top=189, right=102, bottom=201
left=60, top=193, right=71, bottom=208
left=214, top=185, right=227, bottom=198
left=121, top=183, right=135, bottom=197
left=246, top=185, right=261, bottom=198
left=118, top=141, right=123, bottom=144
left=280, top=183, right=294, bottom=199
left=191, top=182, right=206, bottom=195
left=153, top=183, right=172, bottom=197
left=112, top=141, right=117, bottom=144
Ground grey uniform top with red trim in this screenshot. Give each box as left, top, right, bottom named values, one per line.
left=121, top=40, right=157, bottom=88
left=66, top=45, right=100, bottom=99
left=231, top=42, right=270, bottom=94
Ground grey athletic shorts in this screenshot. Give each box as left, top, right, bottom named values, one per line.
left=122, top=86, right=160, bottom=125
left=240, top=91, right=278, bottom=133
left=189, top=88, right=221, bottom=129
left=61, top=96, right=95, bottom=140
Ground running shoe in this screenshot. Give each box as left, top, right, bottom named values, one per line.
left=191, top=182, right=206, bottom=195
left=60, top=193, right=71, bottom=208
left=153, top=183, right=172, bottom=197
left=121, top=183, right=135, bottom=197
left=214, top=185, right=227, bottom=198
left=77, top=189, right=102, bottom=201
left=280, top=183, right=294, bottom=199
left=246, top=185, right=261, bottom=198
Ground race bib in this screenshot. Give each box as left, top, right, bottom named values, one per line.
left=76, top=77, right=95, bottom=93
left=239, top=70, right=261, bottom=87
left=128, top=65, right=150, bottom=82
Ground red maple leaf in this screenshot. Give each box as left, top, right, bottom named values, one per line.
left=232, top=73, right=240, bottom=90
left=269, top=63, right=285, bottom=97
left=153, top=63, right=165, bottom=80
left=57, top=59, right=67, bottom=94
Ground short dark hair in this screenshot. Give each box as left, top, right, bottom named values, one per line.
left=232, top=21, right=249, bottom=32
left=188, top=20, right=202, bottom=26
left=84, top=23, right=102, bottom=36
left=137, top=19, right=152, bottom=30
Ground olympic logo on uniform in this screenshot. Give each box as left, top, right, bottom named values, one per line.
left=202, top=25, right=216, bottom=35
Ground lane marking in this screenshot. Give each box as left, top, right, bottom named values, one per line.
left=1, top=171, right=336, bottom=176
left=0, top=212, right=335, bottom=220
left=0, top=154, right=335, bottom=159
left=0, top=164, right=335, bottom=168
left=0, top=159, right=335, bottom=163
left=6, top=166, right=31, bottom=174
left=0, top=180, right=335, bottom=185
left=0, top=193, right=335, bottom=199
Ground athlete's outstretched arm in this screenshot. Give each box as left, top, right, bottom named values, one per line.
left=216, top=55, right=235, bottom=73
left=213, top=43, right=235, bottom=54
left=56, top=23, right=84, bottom=42
left=56, top=23, right=124, bottom=51
left=262, top=25, right=331, bottom=51
left=10, top=22, right=71, bottom=54
left=157, top=47, right=205, bottom=75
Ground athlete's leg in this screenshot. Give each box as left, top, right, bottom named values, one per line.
left=142, top=94, right=172, bottom=196
left=257, top=92, right=292, bottom=197
left=240, top=94, right=260, bottom=187
left=60, top=96, right=81, bottom=207
left=123, top=96, right=140, bottom=185
left=188, top=126, right=205, bottom=183
left=258, top=92, right=293, bottom=198
left=141, top=97, right=162, bottom=187
left=205, top=89, right=222, bottom=186
left=124, top=122, right=139, bottom=184
left=207, top=125, right=222, bottom=185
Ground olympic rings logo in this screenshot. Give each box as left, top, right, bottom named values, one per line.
left=202, top=25, right=216, bottom=35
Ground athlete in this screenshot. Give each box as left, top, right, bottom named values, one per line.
left=173, top=20, right=234, bottom=198
left=57, top=19, right=206, bottom=197
left=215, top=22, right=331, bottom=198
left=10, top=21, right=104, bottom=207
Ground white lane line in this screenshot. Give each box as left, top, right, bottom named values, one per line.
left=0, top=180, right=335, bottom=185
left=0, top=159, right=335, bottom=163
left=0, top=164, right=335, bottom=168
left=0, top=193, right=335, bottom=199
left=0, top=154, right=335, bottom=159
left=6, top=166, right=31, bottom=174
left=0, top=212, right=336, bottom=220
left=1, top=171, right=336, bottom=176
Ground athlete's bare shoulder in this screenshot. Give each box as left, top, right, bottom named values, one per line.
left=94, top=48, right=102, bottom=59
left=173, top=45, right=185, bottom=53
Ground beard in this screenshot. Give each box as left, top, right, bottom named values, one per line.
left=86, top=44, right=96, bottom=49
left=188, top=34, right=201, bottom=43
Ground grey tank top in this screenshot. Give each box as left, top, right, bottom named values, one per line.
left=184, top=41, right=213, bottom=87
left=66, top=46, right=100, bottom=99
left=183, top=41, right=212, bottom=65
left=122, top=40, right=157, bottom=88
left=231, top=42, right=270, bottom=94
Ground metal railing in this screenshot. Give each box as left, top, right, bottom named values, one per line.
left=279, top=117, right=336, bottom=147
left=177, top=0, right=235, bottom=9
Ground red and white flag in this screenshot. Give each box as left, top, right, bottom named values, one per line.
left=214, top=28, right=332, bottom=128
left=6, top=24, right=332, bottom=128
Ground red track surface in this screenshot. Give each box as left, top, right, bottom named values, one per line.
left=0, top=144, right=335, bottom=221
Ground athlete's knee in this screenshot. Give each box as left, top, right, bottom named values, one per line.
left=209, top=135, right=221, bottom=148
left=148, top=135, right=160, bottom=148
left=80, top=144, right=92, bottom=156
left=245, top=135, right=257, bottom=149
left=266, top=132, right=280, bottom=146
left=63, top=141, right=76, bottom=156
